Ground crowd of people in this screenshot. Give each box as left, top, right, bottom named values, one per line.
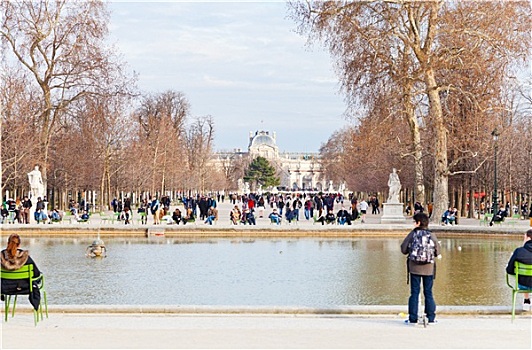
left=2, top=190, right=531, bottom=227
left=0, top=196, right=55, bottom=224
left=105, top=191, right=378, bottom=226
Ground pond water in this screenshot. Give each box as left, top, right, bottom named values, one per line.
left=25, top=236, right=520, bottom=306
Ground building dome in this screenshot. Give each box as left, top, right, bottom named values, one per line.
left=251, top=134, right=276, bottom=147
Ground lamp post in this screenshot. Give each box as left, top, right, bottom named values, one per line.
left=491, top=128, right=500, bottom=215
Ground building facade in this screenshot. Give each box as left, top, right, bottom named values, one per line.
left=214, top=130, right=329, bottom=192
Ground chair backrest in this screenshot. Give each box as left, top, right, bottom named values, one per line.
left=1, top=264, right=36, bottom=293
left=1, top=264, right=34, bottom=280
left=514, top=261, right=532, bottom=277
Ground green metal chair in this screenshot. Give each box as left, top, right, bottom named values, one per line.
left=137, top=212, right=147, bottom=224
left=1, top=264, right=48, bottom=326
left=480, top=214, right=492, bottom=226
left=99, top=211, right=111, bottom=223
left=506, top=261, right=532, bottom=322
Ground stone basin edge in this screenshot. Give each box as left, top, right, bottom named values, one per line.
left=0, top=226, right=524, bottom=239
left=10, top=304, right=521, bottom=316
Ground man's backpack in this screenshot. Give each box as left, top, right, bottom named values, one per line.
left=408, top=229, right=436, bottom=264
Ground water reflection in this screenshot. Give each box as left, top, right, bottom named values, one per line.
left=26, top=236, right=521, bottom=306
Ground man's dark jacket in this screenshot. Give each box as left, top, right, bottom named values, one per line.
left=506, top=240, right=532, bottom=288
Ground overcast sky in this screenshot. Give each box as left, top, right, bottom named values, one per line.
left=107, top=1, right=349, bottom=153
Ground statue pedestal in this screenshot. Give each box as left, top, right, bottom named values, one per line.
left=380, top=202, right=406, bottom=224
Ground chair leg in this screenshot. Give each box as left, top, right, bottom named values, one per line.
left=42, top=290, right=48, bottom=319
left=4, top=295, right=9, bottom=322
left=511, top=291, right=517, bottom=322
left=12, top=295, right=17, bottom=318
left=39, top=290, right=48, bottom=320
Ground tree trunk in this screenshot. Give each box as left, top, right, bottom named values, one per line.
left=404, top=77, right=426, bottom=208
left=426, top=70, right=449, bottom=222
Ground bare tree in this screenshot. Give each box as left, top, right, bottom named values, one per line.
left=135, top=90, right=190, bottom=195
left=184, top=116, right=215, bottom=193
left=1, top=0, right=133, bottom=194
left=0, top=65, right=41, bottom=197
left=290, top=0, right=530, bottom=220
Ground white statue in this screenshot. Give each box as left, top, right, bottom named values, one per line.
left=28, top=165, right=44, bottom=199
left=387, top=168, right=401, bottom=203
left=338, top=182, right=346, bottom=193
left=328, top=180, right=334, bottom=193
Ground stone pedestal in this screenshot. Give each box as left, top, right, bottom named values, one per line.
left=380, top=202, right=406, bottom=224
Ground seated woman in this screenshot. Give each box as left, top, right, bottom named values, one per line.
left=441, top=207, right=454, bottom=225
left=230, top=206, right=241, bottom=225
left=490, top=207, right=507, bottom=226
left=182, top=208, right=195, bottom=225
left=1, top=234, right=42, bottom=311
left=317, top=209, right=336, bottom=225
left=244, top=209, right=256, bottom=225
left=336, top=207, right=352, bottom=225
left=172, top=208, right=182, bottom=225
left=35, top=210, right=48, bottom=223
left=70, top=205, right=80, bottom=221
left=50, top=208, right=62, bottom=222
left=78, top=211, right=90, bottom=222
left=285, top=207, right=296, bottom=223
left=204, top=207, right=218, bottom=225
left=269, top=209, right=281, bottom=225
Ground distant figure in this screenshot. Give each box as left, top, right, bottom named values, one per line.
left=230, top=206, right=241, bottom=225
left=441, top=207, right=456, bottom=226
left=336, top=206, right=352, bottom=225
left=359, top=199, right=369, bottom=223
left=172, top=208, right=182, bottom=225
left=27, top=165, right=44, bottom=199
left=269, top=209, right=281, bottom=225
left=490, top=206, right=507, bottom=226
left=205, top=207, right=218, bottom=225
left=387, top=168, right=401, bottom=203
left=317, top=209, right=336, bottom=225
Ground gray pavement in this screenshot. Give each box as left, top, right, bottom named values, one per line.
left=2, top=312, right=531, bottom=349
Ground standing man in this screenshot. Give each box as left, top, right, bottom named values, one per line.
left=359, top=198, right=369, bottom=223
left=506, top=229, right=532, bottom=311
left=292, top=196, right=302, bottom=221
left=21, top=196, right=32, bottom=224
left=401, top=212, right=441, bottom=325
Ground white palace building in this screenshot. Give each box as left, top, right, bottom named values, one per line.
left=214, top=130, right=334, bottom=192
